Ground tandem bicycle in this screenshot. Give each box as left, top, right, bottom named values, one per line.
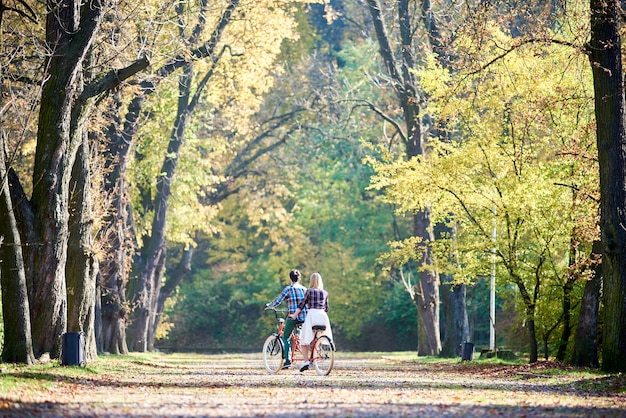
left=262, top=307, right=335, bottom=375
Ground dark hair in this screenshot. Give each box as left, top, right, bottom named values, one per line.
left=289, top=270, right=301, bottom=282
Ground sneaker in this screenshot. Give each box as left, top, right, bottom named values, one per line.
left=282, top=362, right=292, bottom=370
left=299, top=361, right=310, bottom=372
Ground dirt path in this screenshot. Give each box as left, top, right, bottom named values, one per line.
left=1, top=352, right=625, bottom=417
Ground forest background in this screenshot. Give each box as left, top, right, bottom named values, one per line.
left=1, top=0, right=625, bottom=372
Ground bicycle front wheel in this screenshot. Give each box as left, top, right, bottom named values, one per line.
left=312, top=335, right=335, bottom=376
left=262, top=335, right=284, bottom=373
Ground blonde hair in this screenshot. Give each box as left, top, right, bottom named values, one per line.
left=309, top=272, right=324, bottom=290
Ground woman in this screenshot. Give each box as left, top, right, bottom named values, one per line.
left=289, top=272, right=333, bottom=372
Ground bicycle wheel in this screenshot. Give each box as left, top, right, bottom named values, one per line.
left=312, top=335, right=334, bottom=376
left=262, top=335, right=284, bottom=373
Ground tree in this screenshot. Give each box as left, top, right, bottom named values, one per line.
left=0, top=0, right=37, bottom=364
left=588, top=0, right=626, bottom=373
left=0, top=145, right=34, bottom=364
left=364, top=0, right=441, bottom=356
left=66, top=133, right=100, bottom=357
left=98, top=91, right=137, bottom=355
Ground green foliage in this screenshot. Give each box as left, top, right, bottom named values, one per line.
left=278, top=50, right=416, bottom=348
left=373, top=280, right=418, bottom=350
left=163, top=265, right=272, bottom=351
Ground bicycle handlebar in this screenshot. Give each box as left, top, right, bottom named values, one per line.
left=266, top=306, right=295, bottom=323
left=265, top=306, right=287, bottom=313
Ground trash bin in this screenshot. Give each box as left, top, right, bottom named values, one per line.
left=61, top=332, right=86, bottom=366
left=461, top=342, right=474, bottom=361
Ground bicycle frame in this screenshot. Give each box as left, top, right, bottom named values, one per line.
left=290, top=330, right=323, bottom=363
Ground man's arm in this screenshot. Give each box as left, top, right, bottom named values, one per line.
left=266, top=286, right=289, bottom=308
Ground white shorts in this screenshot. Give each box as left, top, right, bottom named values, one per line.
left=301, top=308, right=333, bottom=345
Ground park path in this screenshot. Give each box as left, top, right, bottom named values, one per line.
left=1, top=352, right=625, bottom=417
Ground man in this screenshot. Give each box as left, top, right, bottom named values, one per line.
left=265, top=269, right=307, bottom=369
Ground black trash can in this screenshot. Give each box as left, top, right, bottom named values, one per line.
left=61, top=332, right=86, bottom=366
left=461, top=342, right=474, bottom=361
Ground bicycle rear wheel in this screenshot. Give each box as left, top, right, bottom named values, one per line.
left=312, top=335, right=334, bottom=376
left=262, top=335, right=284, bottom=373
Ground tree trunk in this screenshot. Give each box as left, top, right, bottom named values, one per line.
left=557, top=190, right=583, bottom=362
left=366, top=0, right=441, bottom=356
left=66, top=133, right=99, bottom=359
left=146, top=251, right=167, bottom=351
left=571, top=249, right=602, bottom=367
left=0, top=143, right=35, bottom=364
left=94, top=273, right=103, bottom=353
left=30, top=13, right=81, bottom=357
left=148, top=247, right=193, bottom=349
left=99, top=216, right=132, bottom=355
left=0, top=0, right=36, bottom=365
left=6, top=168, right=36, bottom=300
left=127, top=242, right=167, bottom=351
left=128, top=61, right=197, bottom=351
left=414, top=211, right=441, bottom=356
left=100, top=270, right=129, bottom=354
left=441, top=278, right=469, bottom=358
left=98, top=92, right=138, bottom=355
left=511, top=268, right=539, bottom=363
left=437, top=221, right=469, bottom=358
left=555, top=275, right=575, bottom=361
left=108, top=1, right=239, bottom=352
left=588, top=0, right=626, bottom=373
left=526, top=305, right=539, bottom=363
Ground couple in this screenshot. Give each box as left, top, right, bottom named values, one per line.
left=265, top=269, right=333, bottom=372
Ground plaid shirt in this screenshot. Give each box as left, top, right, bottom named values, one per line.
left=268, top=282, right=307, bottom=322
left=298, top=288, right=328, bottom=312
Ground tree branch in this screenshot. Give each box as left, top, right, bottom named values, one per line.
left=82, top=56, right=151, bottom=103
left=339, top=99, right=408, bottom=144
left=464, top=37, right=581, bottom=78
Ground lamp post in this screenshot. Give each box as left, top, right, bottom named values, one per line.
left=490, top=208, right=496, bottom=351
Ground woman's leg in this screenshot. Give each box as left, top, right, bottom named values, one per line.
left=299, top=344, right=310, bottom=371
left=301, top=344, right=309, bottom=361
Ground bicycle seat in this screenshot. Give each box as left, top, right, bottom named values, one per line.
left=312, top=325, right=326, bottom=331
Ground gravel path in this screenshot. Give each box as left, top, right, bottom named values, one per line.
left=1, top=352, right=624, bottom=417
